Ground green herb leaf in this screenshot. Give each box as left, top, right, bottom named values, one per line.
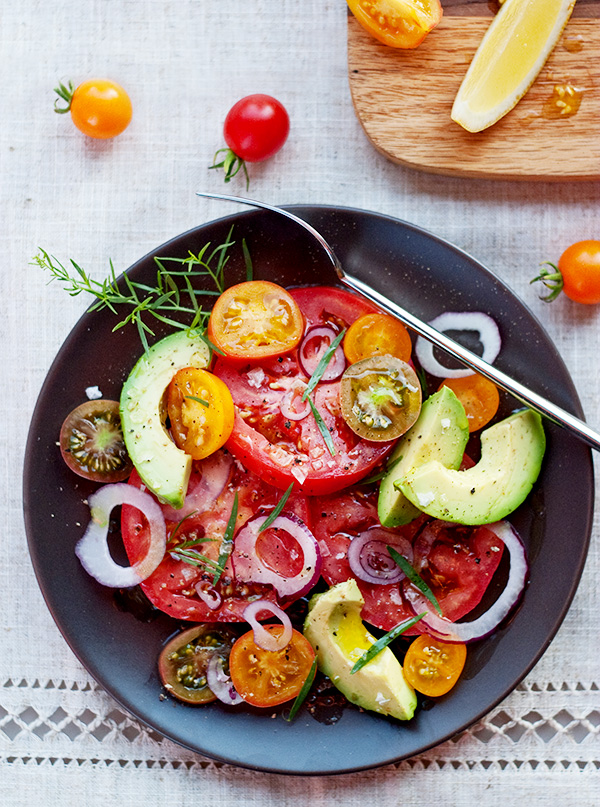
left=168, top=510, right=200, bottom=542
left=308, top=397, right=336, bottom=456
left=301, top=329, right=346, bottom=402
left=350, top=613, right=426, bottom=674
left=185, top=395, right=210, bottom=407
left=285, top=657, right=317, bottom=722
left=214, top=492, right=238, bottom=585
left=387, top=546, right=443, bottom=616
left=259, top=483, right=294, bottom=532
left=359, top=456, right=402, bottom=486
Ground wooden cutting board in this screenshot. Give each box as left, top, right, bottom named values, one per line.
left=348, top=0, right=600, bottom=180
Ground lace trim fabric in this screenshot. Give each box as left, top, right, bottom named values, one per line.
left=1, top=676, right=598, bottom=772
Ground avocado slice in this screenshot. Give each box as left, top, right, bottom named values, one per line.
left=120, top=330, right=211, bottom=509
left=399, top=408, right=545, bottom=525
left=378, top=386, right=469, bottom=527
left=303, top=579, right=417, bottom=721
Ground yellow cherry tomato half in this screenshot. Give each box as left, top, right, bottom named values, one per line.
left=207, top=280, right=304, bottom=361
left=346, top=0, right=443, bottom=50
left=403, top=634, right=467, bottom=697
left=229, top=625, right=316, bottom=707
left=438, top=373, right=500, bottom=433
left=54, top=78, right=132, bottom=139
left=344, top=312, right=412, bottom=364
left=167, top=367, right=235, bottom=460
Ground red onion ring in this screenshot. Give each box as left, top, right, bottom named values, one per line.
left=76, top=483, right=166, bottom=587
left=279, top=379, right=311, bottom=421
left=404, top=520, right=528, bottom=643
left=232, top=512, right=321, bottom=600
left=347, top=528, right=414, bottom=585
left=206, top=654, right=244, bottom=706
left=194, top=581, right=223, bottom=610
left=162, top=451, right=232, bottom=521
left=243, top=600, right=293, bottom=651
left=298, top=325, right=346, bottom=380
left=415, top=311, right=501, bottom=378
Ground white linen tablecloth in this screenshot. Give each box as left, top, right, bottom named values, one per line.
left=2, top=1, right=598, bottom=803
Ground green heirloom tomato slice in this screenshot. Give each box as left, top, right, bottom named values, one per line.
left=340, top=355, right=422, bottom=441
left=158, top=624, right=238, bottom=704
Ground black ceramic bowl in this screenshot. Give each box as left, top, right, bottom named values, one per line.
left=24, top=206, right=594, bottom=775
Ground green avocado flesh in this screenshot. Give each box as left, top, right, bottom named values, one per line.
left=399, top=408, right=545, bottom=525
left=378, top=386, right=470, bottom=527
left=303, top=580, right=417, bottom=721
left=119, top=330, right=211, bottom=508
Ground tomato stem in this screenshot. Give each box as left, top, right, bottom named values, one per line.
left=210, top=148, right=250, bottom=190
left=530, top=261, right=564, bottom=302
left=53, top=79, right=75, bottom=114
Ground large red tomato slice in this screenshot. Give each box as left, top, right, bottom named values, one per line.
left=311, top=488, right=504, bottom=631
left=213, top=286, right=396, bottom=495
left=121, top=451, right=311, bottom=621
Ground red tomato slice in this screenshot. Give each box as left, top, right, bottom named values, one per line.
left=214, top=286, right=395, bottom=495
left=311, top=487, right=503, bottom=632
left=121, top=453, right=311, bottom=621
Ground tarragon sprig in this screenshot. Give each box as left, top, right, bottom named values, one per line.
left=31, top=227, right=237, bottom=352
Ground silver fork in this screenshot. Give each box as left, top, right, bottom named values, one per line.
left=196, top=191, right=600, bottom=452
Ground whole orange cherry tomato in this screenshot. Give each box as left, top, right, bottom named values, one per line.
left=438, top=373, right=499, bottom=432
left=207, top=280, right=304, bottom=361
left=229, top=626, right=315, bottom=707
left=531, top=240, right=600, bottom=304
left=346, top=0, right=443, bottom=49
left=403, top=634, right=467, bottom=697
left=167, top=367, right=235, bottom=460
left=343, top=312, right=412, bottom=364
left=54, top=78, right=132, bottom=139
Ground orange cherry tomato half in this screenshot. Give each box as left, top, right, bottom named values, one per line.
left=346, top=0, right=443, bottom=50
left=403, top=634, right=467, bottom=697
left=343, top=312, right=412, bottom=364
left=438, top=373, right=500, bottom=433
left=229, top=625, right=316, bottom=707
left=167, top=367, right=235, bottom=460
left=207, top=280, right=304, bottom=361
left=55, top=78, right=132, bottom=139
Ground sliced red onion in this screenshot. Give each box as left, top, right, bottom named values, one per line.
left=76, top=483, right=166, bottom=587
left=404, top=520, right=528, bottom=643
left=206, top=654, right=244, bottom=706
left=299, top=325, right=346, bottom=381
left=162, top=451, right=232, bottom=521
left=415, top=311, right=501, bottom=378
left=232, top=512, right=321, bottom=600
left=347, top=528, right=414, bottom=585
left=280, top=380, right=311, bottom=421
left=195, top=581, right=222, bottom=610
left=243, top=600, right=293, bottom=651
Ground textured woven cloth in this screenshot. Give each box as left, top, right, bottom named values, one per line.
left=2, top=1, right=599, bottom=803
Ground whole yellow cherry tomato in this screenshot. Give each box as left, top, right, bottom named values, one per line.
left=54, top=78, right=132, bottom=139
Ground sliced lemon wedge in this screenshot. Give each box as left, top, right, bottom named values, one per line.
left=451, top=0, right=577, bottom=133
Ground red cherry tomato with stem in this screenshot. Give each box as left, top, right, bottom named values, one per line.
left=210, top=94, right=290, bottom=188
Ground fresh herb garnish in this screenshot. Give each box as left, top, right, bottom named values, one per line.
left=285, top=656, right=318, bottom=722
left=242, top=238, right=253, bottom=282
left=168, top=510, right=200, bottom=542
left=308, top=397, right=336, bottom=456
left=213, top=492, right=238, bottom=585
left=170, top=546, right=223, bottom=573
left=350, top=613, right=426, bottom=674
left=32, top=228, right=237, bottom=352
left=301, top=329, right=346, bottom=402
left=387, top=546, right=443, bottom=616
left=259, top=483, right=294, bottom=532
left=186, top=395, right=210, bottom=407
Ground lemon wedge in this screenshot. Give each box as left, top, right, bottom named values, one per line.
left=451, top=0, right=577, bottom=133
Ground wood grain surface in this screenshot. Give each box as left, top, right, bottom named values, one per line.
left=348, top=2, right=600, bottom=180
